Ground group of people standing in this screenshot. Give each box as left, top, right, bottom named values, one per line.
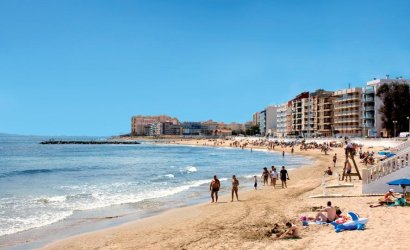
left=209, top=165, right=290, bottom=203
left=260, top=165, right=290, bottom=189
left=209, top=175, right=239, bottom=203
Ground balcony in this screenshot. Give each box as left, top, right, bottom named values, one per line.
left=364, top=106, right=375, bottom=111
left=334, top=111, right=360, bottom=116
left=334, top=103, right=360, bottom=109
left=334, top=118, right=360, bottom=123
left=334, top=96, right=361, bottom=103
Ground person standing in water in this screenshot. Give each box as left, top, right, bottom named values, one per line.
left=231, top=175, right=239, bottom=201
left=210, top=175, right=221, bottom=203
left=254, top=176, right=258, bottom=190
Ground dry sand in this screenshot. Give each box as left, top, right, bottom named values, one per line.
left=41, top=139, right=409, bottom=250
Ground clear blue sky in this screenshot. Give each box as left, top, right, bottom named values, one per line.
left=1, top=0, right=409, bottom=136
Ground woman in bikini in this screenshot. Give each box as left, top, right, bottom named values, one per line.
left=231, top=175, right=239, bottom=201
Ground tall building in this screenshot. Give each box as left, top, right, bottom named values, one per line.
left=259, top=110, right=266, bottom=135
left=333, top=87, right=363, bottom=136
left=311, top=90, right=334, bottom=137
left=252, top=112, right=260, bottom=127
left=131, top=115, right=179, bottom=135
left=291, top=92, right=310, bottom=136
left=162, top=122, right=183, bottom=135
left=276, top=103, right=289, bottom=138
left=265, top=106, right=278, bottom=136
left=364, top=76, right=410, bottom=137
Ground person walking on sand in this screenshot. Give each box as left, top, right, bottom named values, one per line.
left=271, top=167, right=278, bottom=188
left=262, top=167, right=270, bottom=186
left=210, top=175, right=221, bottom=203
left=333, top=153, right=337, bottom=167
left=231, top=175, right=239, bottom=201
left=280, top=166, right=289, bottom=188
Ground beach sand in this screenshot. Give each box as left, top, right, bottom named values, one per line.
left=41, top=139, right=409, bottom=250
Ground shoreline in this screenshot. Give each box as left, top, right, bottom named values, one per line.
left=39, top=139, right=333, bottom=249
left=33, top=139, right=410, bottom=249
left=1, top=140, right=307, bottom=250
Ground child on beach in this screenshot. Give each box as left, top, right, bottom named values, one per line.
left=278, top=222, right=299, bottom=239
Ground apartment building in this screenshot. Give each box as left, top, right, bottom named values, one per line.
left=252, top=112, right=260, bottom=127
left=146, top=122, right=162, bottom=136
left=162, top=122, right=183, bottom=135
left=311, top=90, right=333, bottom=137
left=333, top=88, right=362, bottom=136
left=131, top=115, right=179, bottom=135
left=259, top=106, right=277, bottom=136
left=291, top=92, right=310, bottom=136
left=364, top=76, right=410, bottom=137
left=276, top=102, right=290, bottom=138
left=259, top=110, right=266, bottom=135
left=265, top=106, right=277, bottom=136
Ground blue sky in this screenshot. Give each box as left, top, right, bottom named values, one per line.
left=1, top=0, right=409, bottom=136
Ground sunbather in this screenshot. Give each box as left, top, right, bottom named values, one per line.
left=379, top=189, right=397, bottom=203
left=315, top=201, right=337, bottom=222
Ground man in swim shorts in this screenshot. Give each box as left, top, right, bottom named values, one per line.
left=210, top=175, right=221, bottom=203
left=280, top=166, right=289, bottom=188
left=315, top=201, right=337, bottom=222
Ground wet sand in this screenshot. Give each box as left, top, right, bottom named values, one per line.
left=41, top=139, right=409, bottom=250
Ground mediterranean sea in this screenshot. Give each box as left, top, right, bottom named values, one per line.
left=0, top=134, right=311, bottom=249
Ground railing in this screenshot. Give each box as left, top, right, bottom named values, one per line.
left=392, top=139, right=410, bottom=153
left=362, top=147, right=410, bottom=185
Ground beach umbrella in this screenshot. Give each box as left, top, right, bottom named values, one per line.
left=387, top=178, right=410, bottom=194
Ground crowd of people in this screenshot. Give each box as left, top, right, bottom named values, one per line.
left=209, top=165, right=290, bottom=203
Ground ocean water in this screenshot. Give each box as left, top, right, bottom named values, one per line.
left=0, top=134, right=310, bottom=246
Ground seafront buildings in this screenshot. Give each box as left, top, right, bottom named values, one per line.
left=131, top=116, right=247, bottom=137
left=255, top=75, right=410, bottom=138
left=131, top=75, right=409, bottom=138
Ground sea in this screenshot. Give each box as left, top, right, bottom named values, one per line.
left=0, top=134, right=311, bottom=249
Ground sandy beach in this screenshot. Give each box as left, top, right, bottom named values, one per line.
left=41, top=139, right=410, bottom=250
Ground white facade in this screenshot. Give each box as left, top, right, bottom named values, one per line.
left=276, top=103, right=289, bottom=137
left=366, top=77, right=410, bottom=137
left=265, top=105, right=277, bottom=136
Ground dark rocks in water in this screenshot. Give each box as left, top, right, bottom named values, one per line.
left=40, top=140, right=140, bottom=145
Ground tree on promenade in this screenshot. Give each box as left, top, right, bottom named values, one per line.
left=376, top=82, right=410, bottom=136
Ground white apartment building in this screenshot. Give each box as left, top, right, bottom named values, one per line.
left=364, top=76, right=410, bottom=137
left=259, top=105, right=277, bottom=136
left=276, top=102, right=290, bottom=138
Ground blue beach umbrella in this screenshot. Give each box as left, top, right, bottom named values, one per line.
left=387, top=178, right=410, bottom=194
